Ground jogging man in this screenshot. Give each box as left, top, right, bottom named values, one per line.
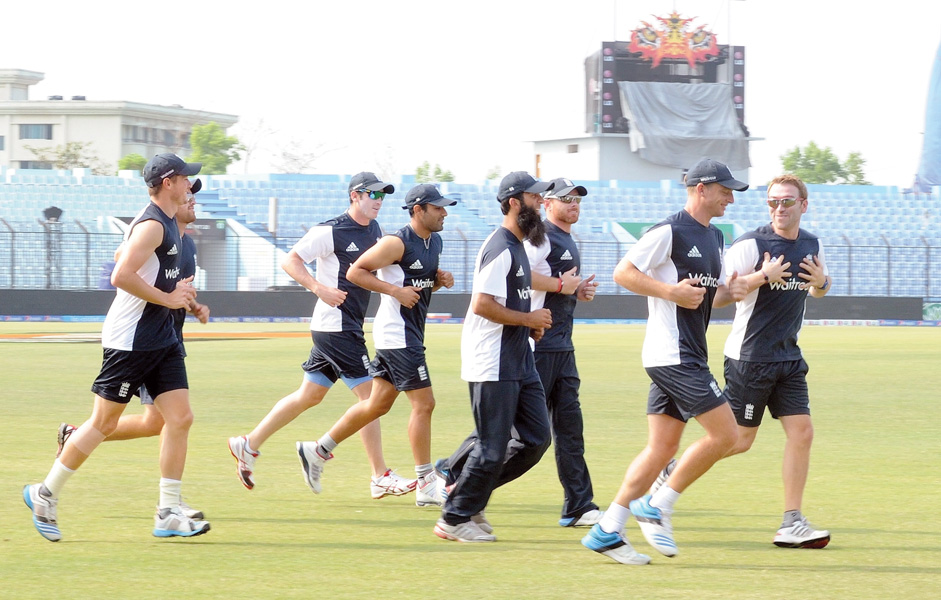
left=228, top=172, right=415, bottom=499
left=24, top=153, right=208, bottom=540
left=297, top=184, right=455, bottom=506
left=56, top=180, right=210, bottom=520
left=581, top=158, right=748, bottom=564
left=434, top=171, right=553, bottom=543
left=714, top=173, right=831, bottom=548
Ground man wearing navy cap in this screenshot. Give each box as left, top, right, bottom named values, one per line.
left=582, top=158, right=749, bottom=564
left=434, top=171, right=554, bottom=543
left=230, top=172, right=417, bottom=500
left=297, top=183, right=456, bottom=507
left=25, top=153, right=208, bottom=540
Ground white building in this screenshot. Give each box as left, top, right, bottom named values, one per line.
left=0, top=69, right=237, bottom=172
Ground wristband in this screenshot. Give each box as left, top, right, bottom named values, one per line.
left=761, top=270, right=769, bottom=283
left=556, top=277, right=564, bottom=293
left=818, top=278, right=829, bottom=291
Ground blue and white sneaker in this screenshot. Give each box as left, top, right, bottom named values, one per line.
left=581, top=524, right=651, bottom=565
left=559, top=508, right=604, bottom=528
left=629, top=495, right=677, bottom=557
left=153, top=506, right=211, bottom=538
left=23, top=484, right=61, bottom=542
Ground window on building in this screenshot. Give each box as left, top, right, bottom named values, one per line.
left=19, top=124, right=53, bottom=140
left=18, top=161, right=54, bottom=170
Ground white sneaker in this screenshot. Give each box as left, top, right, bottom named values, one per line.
left=471, top=511, right=493, bottom=535
left=370, top=469, right=417, bottom=499
left=581, top=524, right=651, bottom=565
left=23, top=484, right=61, bottom=542
left=415, top=471, right=444, bottom=507
left=296, top=441, right=330, bottom=493
left=153, top=506, right=211, bottom=538
left=227, top=436, right=259, bottom=490
left=434, top=518, right=496, bottom=542
left=56, top=423, right=76, bottom=458
left=179, top=498, right=204, bottom=520
left=559, top=508, right=604, bottom=528
left=774, top=517, right=831, bottom=548
left=629, top=494, right=678, bottom=557
left=649, top=457, right=677, bottom=495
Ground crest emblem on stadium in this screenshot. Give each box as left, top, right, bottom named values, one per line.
left=629, top=11, right=719, bottom=68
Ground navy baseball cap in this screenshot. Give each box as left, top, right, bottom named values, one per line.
left=545, top=178, right=588, bottom=198
left=685, top=158, right=748, bottom=191
left=349, top=172, right=395, bottom=194
left=497, top=171, right=554, bottom=201
left=402, top=184, right=458, bottom=209
left=189, top=178, right=202, bottom=195
left=143, top=153, right=202, bottom=188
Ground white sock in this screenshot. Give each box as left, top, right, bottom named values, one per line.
left=317, top=434, right=337, bottom=458
left=159, top=478, right=182, bottom=510
left=599, top=502, right=630, bottom=534
left=415, top=463, right=433, bottom=479
left=651, top=485, right=680, bottom=513
left=42, top=460, right=76, bottom=498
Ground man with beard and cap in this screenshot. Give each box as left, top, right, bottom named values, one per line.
left=581, top=158, right=749, bottom=564
left=433, top=171, right=554, bottom=543
left=296, top=184, right=456, bottom=507
left=229, top=171, right=417, bottom=500
left=56, top=179, right=210, bottom=520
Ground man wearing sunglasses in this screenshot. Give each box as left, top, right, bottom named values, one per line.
left=296, top=184, right=456, bottom=507
left=230, top=172, right=417, bottom=500
left=582, top=158, right=748, bottom=564
left=523, top=178, right=605, bottom=529
left=711, top=173, right=831, bottom=549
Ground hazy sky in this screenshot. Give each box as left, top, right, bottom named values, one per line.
left=4, top=0, right=939, bottom=187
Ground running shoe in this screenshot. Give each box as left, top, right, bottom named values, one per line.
left=296, top=441, right=331, bottom=494
left=227, top=436, right=259, bottom=490
left=629, top=494, right=678, bottom=557
left=370, top=469, right=417, bottom=499
left=153, top=506, right=211, bottom=538
left=581, top=523, right=651, bottom=565
left=23, top=484, right=61, bottom=542
left=774, top=516, right=831, bottom=549
left=559, top=508, right=604, bottom=528
left=434, top=518, right=496, bottom=543
left=56, top=423, right=76, bottom=458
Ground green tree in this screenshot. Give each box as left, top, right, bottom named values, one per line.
left=117, top=153, right=147, bottom=173
left=25, top=141, right=111, bottom=175
left=485, top=166, right=501, bottom=181
left=780, top=142, right=870, bottom=185
left=415, top=161, right=455, bottom=183
left=188, top=122, right=243, bottom=174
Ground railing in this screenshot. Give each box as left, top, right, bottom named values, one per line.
left=1, top=220, right=939, bottom=301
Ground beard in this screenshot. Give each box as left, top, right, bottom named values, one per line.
left=518, top=202, right=546, bottom=246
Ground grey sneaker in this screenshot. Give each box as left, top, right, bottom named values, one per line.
left=179, top=498, right=204, bottom=520
left=434, top=518, right=496, bottom=542
left=774, top=517, right=831, bottom=548
left=153, top=506, right=210, bottom=538
left=296, top=441, right=331, bottom=493
left=416, top=471, right=444, bottom=507
left=23, top=484, right=61, bottom=542
left=471, top=511, right=493, bottom=534
left=649, top=458, right=677, bottom=495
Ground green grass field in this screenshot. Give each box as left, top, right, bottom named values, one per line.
left=2, top=322, right=940, bottom=599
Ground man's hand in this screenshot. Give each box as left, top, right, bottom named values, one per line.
left=527, top=307, right=553, bottom=330
left=798, top=255, right=827, bottom=289
left=726, top=271, right=749, bottom=302
left=761, top=252, right=792, bottom=284
left=671, top=277, right=707, bottom=309
left=576, top=274, right=598, bottom=302
left=190, top=302, right=210, bottom=324
left=393, top=286, right=422, bottom=308
left=317, top=286, right=348, bottom=308
left=435, top=269, right=454, bottom=289
left=559, top=267, right=582, bottom=294
left=166, top=276, right=197, bottom=310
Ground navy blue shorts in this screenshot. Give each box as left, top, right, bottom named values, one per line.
left=91, top=343, right=187, bottom=404
left=369, top=347, right=431, bottom=391
left=302, top=330, right=371, bottom=383
left=724, top=358, right=810, bottom=427
left=645, top=363, right=728, bottom=423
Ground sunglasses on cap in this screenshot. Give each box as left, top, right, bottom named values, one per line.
left=767, top=197, right=801, bottom=208
left=359, top=190, right=386, bottom=200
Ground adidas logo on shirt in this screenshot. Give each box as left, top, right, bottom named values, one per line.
left=516, top=265, right=525, bottom=277
left=409, top=259, right=423, bottom=270
left=560, top=249, right=573, bottom=261
left=687, top=246, right=702, bottom=258
left=346, top=242, right=359, bottom=252
left=167, top=244, right=178, bottom=256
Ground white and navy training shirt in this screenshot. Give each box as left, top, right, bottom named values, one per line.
left=101, top=202, right=182, bottom=351
left=525, top=220, right=579, bottom=353
left=625, top=209, right=726, bottom=368
left=373, top=225, right=442, bottom=350
left=292, top=212, right=382, bottom=333
left=461, top=227, right=535, bottom=382
left=724, top=225, right=829, bottom=362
